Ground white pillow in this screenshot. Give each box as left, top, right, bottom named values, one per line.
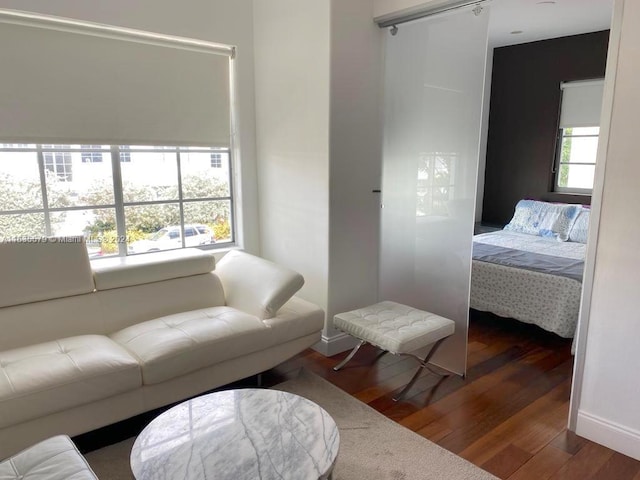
left=568, top=208, right=590, bottom=243
left=504, top=199, right=582, bottom=242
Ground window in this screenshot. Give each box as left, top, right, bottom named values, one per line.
left=81, top=145, right=103, bottom=163
left=210, top=153, right=222, bottom=168
left=0, top=12, right=236, bottom=257
left=42, top=145, right=73, bottom=182
left=554, top=79, right=604, bottom=194
left=119, top=147, right=131, bottom=163
left=0, top=144, right=234, bottom=257
left=555, top=127, right=599, bottom=193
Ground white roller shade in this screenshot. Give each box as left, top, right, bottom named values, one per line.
left=0, top=10, right=232, bottom=147
left=559, top=79, right=605, bottom=128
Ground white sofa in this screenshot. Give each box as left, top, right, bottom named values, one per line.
left=0, top=240, right=324, bottom=459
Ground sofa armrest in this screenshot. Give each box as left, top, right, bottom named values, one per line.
left=214, top=250, right=304, bottom=320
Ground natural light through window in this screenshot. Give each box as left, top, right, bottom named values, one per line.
left=0, top=144, right=233, bottom=258
left=556, top=127, right=599, bottom=194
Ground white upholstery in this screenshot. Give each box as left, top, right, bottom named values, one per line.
left=0, top=238, right=94, bottom=308
left=0, top=435, right=98, bottom=480
left=110, top=306, right=269, bottom=385
left=95, top=273, right=226, bottom=333
left=215, top=250, right=304, bottom=319
left=0, top=336, right=141, bottom=429
left=263, top=296, right=326, bottom=342
left=0, top=295, right=101, bottom=352
left=0, top=243, right=324, bottom=460
left=92, top=248, right=215, bottom=290
left=0, top=330, right=322, bottom=461
left=334, top=301, right=455, bottom=354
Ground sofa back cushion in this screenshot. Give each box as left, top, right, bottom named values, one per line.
left=0, top=237, right=94, bottom=308
left=95, top=273, right=226, bottom=334
left=215, top=250, right=304, bottom=320
left=0, top=294, right=101, bottom=351
left=92, top=249, right=215, bottom=291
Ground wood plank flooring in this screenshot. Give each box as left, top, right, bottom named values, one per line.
left=265, top=310, right=640, bottom=480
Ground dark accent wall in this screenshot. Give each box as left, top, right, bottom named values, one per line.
left=482, top=31, right=609, bottom=226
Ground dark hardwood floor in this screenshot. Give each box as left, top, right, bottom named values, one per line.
left=266, top=310, right=640, bottom=480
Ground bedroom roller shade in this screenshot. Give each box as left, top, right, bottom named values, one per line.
left=0, top=12, right=231, bottom=147
left=559, top=79, right=605, bottom=128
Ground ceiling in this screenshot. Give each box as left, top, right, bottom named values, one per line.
left=488, top=0, right=613, bottom=48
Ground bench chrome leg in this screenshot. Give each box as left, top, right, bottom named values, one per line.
left=333, top=340, right=366, bottom=371
left=393, top=338, right=449, bottom=402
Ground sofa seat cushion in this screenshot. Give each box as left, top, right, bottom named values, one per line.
left=0, top=435, right=98, bottom=480
left=0, top=335, right=141, bottom=429
left=110, top=306, right=270, bottom=385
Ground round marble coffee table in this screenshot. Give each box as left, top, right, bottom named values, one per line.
left=130, top=389, right=339, bottom=480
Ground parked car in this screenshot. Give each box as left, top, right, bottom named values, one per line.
left=128, top=224, right=215, bottom=254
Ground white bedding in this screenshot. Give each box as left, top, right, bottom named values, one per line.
left=470, top=230, right=585, bottom=338
left=473, top=230, right=586, bottom=260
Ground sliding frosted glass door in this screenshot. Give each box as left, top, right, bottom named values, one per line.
left=379, top=7, right=489, bottom=375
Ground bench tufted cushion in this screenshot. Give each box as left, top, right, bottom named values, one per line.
left=110, top=306, right=271, bottom=385
left=333, top=301, right=455, bottom=354
left=0, top=435, right=98, bottom=480
left=0, top=336, right=141, bottom=429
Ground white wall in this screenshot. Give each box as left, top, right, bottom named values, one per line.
left=254, top=0, right=383, bottom=354
left=253, top=0, right=331, bottom=312
left=574, top=0, right=640, bottom=461
left=326, top=0, right=384, bottom=351
left=0, top=0, right=260, bottom=254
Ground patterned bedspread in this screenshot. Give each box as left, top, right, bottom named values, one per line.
left=470, top=230, right=586, bottom=339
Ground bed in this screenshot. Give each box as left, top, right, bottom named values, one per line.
left=470, top=200, right=590, bottom=339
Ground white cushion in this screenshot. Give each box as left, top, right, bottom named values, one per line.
left=215, top=250, right=304, bottom=319
left=92, top=248, right=215, bottom=291
left=0, top=294, right=101, bottom=352
left=0, top=336, right=141, bottom=429
left=568, top=208, right=590, bottom=243
left=333, top=301, right=455, bottom=354
left=0, top=238, right=94, bottom=308
left=95, top=273, right=226, bottom=334
left=110, top=306, right=270, bottom=385
left=263, top=296, right=326, bottom=343
left=0, top=435, right=98, bottom=480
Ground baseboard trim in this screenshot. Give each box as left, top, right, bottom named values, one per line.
left=576, top=410, right=640, bottom=461
left=312, top=332, right=358, bottom=357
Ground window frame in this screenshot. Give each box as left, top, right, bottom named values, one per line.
left=42, top=145, right=73, bottom=182
left=210, top=152, right=222, bottom=168
left=80, top=145, right=104, bottom=163
left=0, top=144, right=235, bottom=257
left=553, top=126, right=599, bottom=195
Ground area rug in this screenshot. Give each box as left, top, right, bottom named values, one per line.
left=85, top=370, right=497, bottom=479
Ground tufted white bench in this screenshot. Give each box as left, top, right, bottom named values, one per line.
left=0, top=435, right=98, bottom=480
left=332, top=301, right=455, bottom=401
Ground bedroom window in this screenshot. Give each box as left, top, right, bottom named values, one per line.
left=0, top=144, right=234, bottom=257
left=554, top=79, right=604, bottom=194
left=555, top=127, right=599, bottom=193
